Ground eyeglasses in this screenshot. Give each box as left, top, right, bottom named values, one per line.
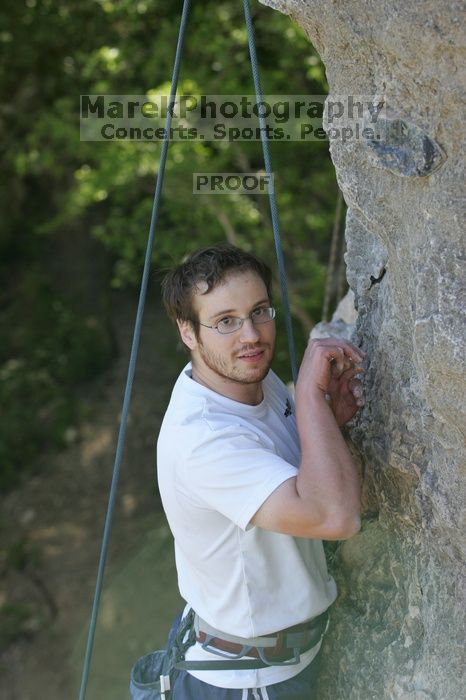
left=199, top=306, right=276, bottom=335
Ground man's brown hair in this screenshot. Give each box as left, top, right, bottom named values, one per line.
left=161, top=243, right=273, bottom=334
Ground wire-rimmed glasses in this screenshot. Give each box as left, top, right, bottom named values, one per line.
left=199, top=306, right=276, bottom=335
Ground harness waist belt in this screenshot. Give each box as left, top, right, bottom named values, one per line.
left=195, top=609, right=329, bottom=663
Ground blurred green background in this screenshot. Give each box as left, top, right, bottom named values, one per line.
left=0, top=1, right=346, bottom=693
left=0, top=0, right=345, bottom=492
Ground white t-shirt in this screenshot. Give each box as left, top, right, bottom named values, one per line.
left=157, top=364, right=337, bottom=688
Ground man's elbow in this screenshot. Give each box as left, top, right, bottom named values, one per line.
left=339, top=513, right=361, bottom=539
left=321, top=512, right=361, bottom=541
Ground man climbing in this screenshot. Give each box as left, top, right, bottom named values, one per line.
left=157, top=243, right=364, bottom=699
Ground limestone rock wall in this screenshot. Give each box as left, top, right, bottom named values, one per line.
left=260, top=2, right=465, bottom=698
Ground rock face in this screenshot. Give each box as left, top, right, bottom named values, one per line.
left=260, top=2, right=465, bottom=698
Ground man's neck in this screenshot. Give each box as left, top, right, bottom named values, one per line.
left=190, top=365, right=264, bottom=406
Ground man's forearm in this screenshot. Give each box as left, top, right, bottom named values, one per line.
left=296, top=392, right=361, bottom=538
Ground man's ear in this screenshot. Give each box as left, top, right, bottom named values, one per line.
left=176, top=319, right=197, bottom=350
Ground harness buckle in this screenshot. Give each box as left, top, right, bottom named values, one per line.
left=200, top=633, right=255, bottom=660
left=257, top=648, right=301, bottom=666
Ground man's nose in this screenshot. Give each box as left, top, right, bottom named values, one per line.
left=239, top=318, right=260, bottom=342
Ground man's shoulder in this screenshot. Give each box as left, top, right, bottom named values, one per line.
left=160, top=365, right=205, bottom=427
left=160, top=364, right=235, bottom=434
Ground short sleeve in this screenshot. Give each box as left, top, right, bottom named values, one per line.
left=177, top=426, right=298, bottom=531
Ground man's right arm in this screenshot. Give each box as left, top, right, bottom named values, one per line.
left=250, top=338, right=363, bottom=540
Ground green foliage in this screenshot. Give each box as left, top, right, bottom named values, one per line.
left=0, top=0, right=342, bottom=486
left=0, top=603, right=34, bottom=648
left=0, top=536, right=41, bottom=648
left=0, top=269, right=113, bottom=491
left=2, top=538, right=39, bottom=572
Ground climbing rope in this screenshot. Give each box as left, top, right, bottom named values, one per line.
left=322, top=188, right=344, bottom=321
left=79, top=2, right=297, bottom=696
left=78, top=1, right=192, bottom=698
left=243, top=0, right=298, bottom=383
left=336, top=205, right=348, bottom=303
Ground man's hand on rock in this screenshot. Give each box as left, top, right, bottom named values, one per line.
left=296, top=337, right=366, bottom=427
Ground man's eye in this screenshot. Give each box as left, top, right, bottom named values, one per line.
left=218, top=316, right=234, bottom=328
left=252, top=307, right=266, bottom=319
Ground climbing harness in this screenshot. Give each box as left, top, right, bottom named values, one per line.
left=129, top=609, right=329, bottom=699
left=192, top=608, right=329, bottom=667
left=79, top=1, right=299, bottom=697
